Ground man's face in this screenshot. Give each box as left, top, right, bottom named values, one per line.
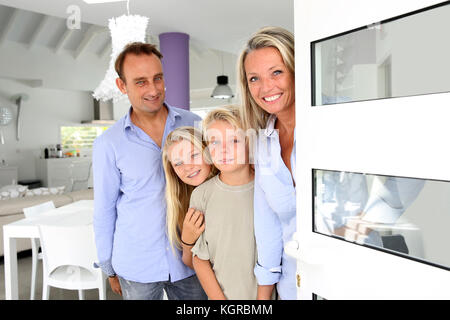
left=116, top=53, right=165, bottom=115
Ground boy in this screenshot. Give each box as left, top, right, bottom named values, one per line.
left=190, top=106, right=258, bottom=300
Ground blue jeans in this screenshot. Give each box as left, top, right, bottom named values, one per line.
left=118, top=274, right=207, bottom=300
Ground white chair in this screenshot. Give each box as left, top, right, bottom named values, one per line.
left=23, top=201, right=55, bottom=300
left=38, top=224, right=107, bottom=300
left=70, top=162, right=92, bottom=192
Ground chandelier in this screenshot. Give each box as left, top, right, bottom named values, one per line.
left=93, top=1, right=149, bottom=101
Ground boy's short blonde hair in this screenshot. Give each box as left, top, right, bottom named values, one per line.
left=202, top=105, right=256, bottom=164
left=202, top=105, right=244, bottom=139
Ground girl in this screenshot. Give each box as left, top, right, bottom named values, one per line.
left=190, top=106, right=259, bottom=300
left=162, top=126, right=217, bottom=268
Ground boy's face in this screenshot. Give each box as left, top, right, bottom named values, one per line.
left=206, top=120, right=248, bottom=173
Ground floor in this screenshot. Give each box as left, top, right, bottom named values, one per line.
left=0, top=251, right=121, bottom=300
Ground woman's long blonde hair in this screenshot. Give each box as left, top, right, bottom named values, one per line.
left=237, top=26, right=295, bottom=131
left=162, top=126, right=217, bottom=251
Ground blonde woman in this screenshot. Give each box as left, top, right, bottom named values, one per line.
left=237, top=26, right=296, bottom=300
left=162, top=126, right=217, bottom=268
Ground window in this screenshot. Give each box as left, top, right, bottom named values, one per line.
left=311, top=2, right=450, bottom=106
left=60, top=126, right=109, bottom=150
left=313, top=169, right=450, bottom=270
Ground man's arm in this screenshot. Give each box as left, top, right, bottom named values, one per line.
left=92, top=136, right=120, bottom=278
left=362, top=177, right=425, bottom=223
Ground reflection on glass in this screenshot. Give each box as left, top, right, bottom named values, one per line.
left=313, top=293, right=326, bottom=300
left=312, top=2, right=450, bottom=105
left=314, top=169, right=450, bottom=270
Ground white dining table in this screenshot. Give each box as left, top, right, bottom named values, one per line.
left=3, top=200, right=94, bottom=300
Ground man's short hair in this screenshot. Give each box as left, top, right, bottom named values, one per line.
left=115, top=42, right=163, bottom=82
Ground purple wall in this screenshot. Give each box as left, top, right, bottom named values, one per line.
left=159, top=32, right=190, bottom=110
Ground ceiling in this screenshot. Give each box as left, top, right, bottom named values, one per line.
left=0, top=0, right=294, bottom=54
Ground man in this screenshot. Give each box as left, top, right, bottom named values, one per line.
left=93, top=42, right=206, bottom=300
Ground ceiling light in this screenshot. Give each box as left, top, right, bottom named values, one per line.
left=211, top=76, right=234, bottom=99
left=93, top=0, right=149, bottom=101
left=211, top=52, right=234, bottom=99
left=83, top=0, right=127, bottom=4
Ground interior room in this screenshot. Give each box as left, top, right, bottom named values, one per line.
left=2, top=0, right=449, bottom=302
left=0, top=0, right=293, bottom=300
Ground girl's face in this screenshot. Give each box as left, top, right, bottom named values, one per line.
left=244, top=46, right=295, bottom=116
left=168, top=140, right=211, bottom=186
left=206, top=120, right=248, bottom=174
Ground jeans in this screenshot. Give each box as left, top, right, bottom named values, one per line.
left=118, top=274, right=207, bottom=300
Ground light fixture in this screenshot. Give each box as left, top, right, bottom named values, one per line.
left=83, top=0, right=127, bottom=4
left=0, top=105, right=13, bottom=145
left=10, top=93, right=29, bottom=141
left=211, top=52, right=234, bottom=99
left=93, top=0, right=149, bottom=101
left=211, top=76, right=234, bottom=99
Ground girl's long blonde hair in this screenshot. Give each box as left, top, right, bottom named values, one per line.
left=162, top=126, right=217, bottom=251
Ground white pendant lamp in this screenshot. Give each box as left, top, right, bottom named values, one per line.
left=92, top=0, right=149, bottom=101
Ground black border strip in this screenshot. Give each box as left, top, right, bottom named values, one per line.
left=310, top=42, right=316, bottom=107
left=311, top=168, right=450, bottom=272
left=310, top=0, right=450, bottom=107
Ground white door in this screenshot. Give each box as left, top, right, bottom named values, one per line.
left=292, top=0, right=450, bottom=299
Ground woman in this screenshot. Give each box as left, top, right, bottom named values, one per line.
left=162, top=126, right=218, bottom=268
left=238, top=26, right=296, bottom=300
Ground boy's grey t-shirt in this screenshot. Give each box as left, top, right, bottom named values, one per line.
left=190, top=174, right=257, bottom=300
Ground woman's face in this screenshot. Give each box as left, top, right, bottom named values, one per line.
left=168, top=139, right=211, bottom=186
left=244, top=46, right=295, bottom=116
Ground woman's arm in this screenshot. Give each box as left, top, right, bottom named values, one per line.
left=253, top=170, right=283, bottom=296
left=181, top=208, right=205, bottom=268
left=193, top=255, right=226, bottom=300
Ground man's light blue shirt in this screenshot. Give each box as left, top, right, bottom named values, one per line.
left=93, top=104, right=201, bottom=283
left=253, top=114, right=297, bottom=300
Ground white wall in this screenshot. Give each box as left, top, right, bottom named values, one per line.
left=0, top=78, right=93, bottom=180
left=0, top=41, right=108, bottom=92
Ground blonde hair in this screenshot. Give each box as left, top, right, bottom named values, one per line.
left=162, top=126, right=217, bottom=251
left=202, top=105, right=244, bottom=136
left=237, top=26, right=295, bottom=131
left=203, top=105, right=256, bottom=164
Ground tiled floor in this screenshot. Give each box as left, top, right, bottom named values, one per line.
left=0, top=252, right=121, bottom=300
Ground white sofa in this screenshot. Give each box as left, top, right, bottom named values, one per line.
left=0, top=188, right=93, bottom=257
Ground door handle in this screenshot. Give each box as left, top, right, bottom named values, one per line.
left=285, top=238, right=300, bottom=260
left=285, top=232, right=327, bottom=265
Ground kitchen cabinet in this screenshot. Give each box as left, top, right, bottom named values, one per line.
left=0, top=166, right=18, bottom=187
left=36, top=157, right=92, bottom=192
